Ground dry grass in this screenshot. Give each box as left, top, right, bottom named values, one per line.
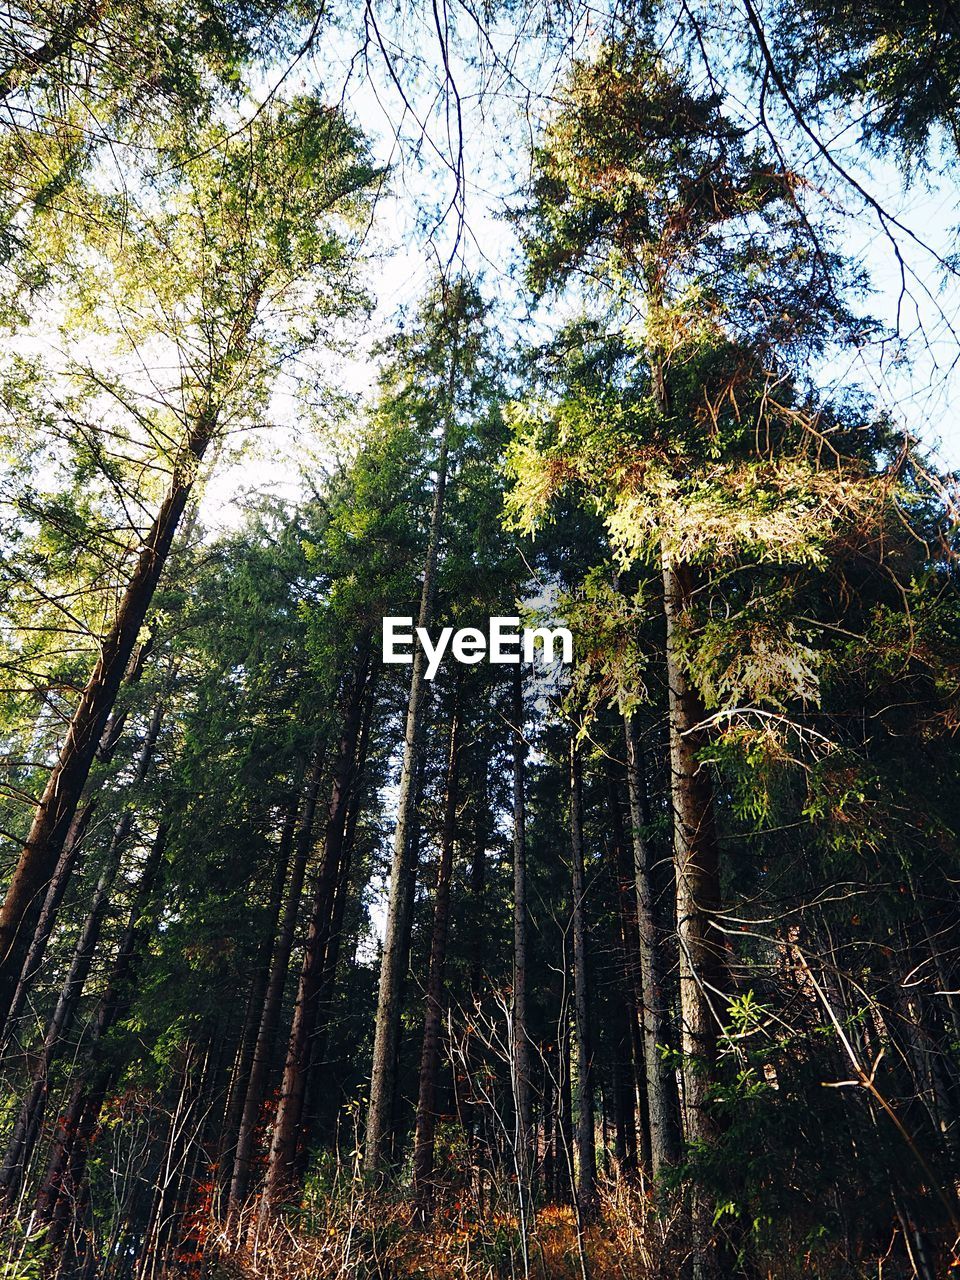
left=206, top=1171, right=689, bottom=1280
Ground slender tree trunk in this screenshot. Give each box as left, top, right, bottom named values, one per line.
left=0, top=410, right=218, bottom=1016
left=364, top=641, right=435, bottom=1173
left=225, top=741, right=328, bottom=1220
left=387, top=756, right=426, bottom=1166
left=458, top=748, right=488, bottom=1195
left=624, top=714, right=682, bottom=1180
left=1, top=820, right=126, bottom=1202
left=412, top=690, right=462, bottom=1210
left=218, top=782, right=302, bottom=1202
left=169, top=1036, right=221, bottom=1276
left=604, top=770, right=643, bottom=1173
left=542, top=1044, right=557, bottom=1202
left=1, top=798, right=97, bottom=1047
left=364, top=315, right=459, bottom=1174
left=136, top=1041, right=206, bottom=1280
left=3, top=643, right=158, bottom=1050
left=558, top=1022, right=574, bottom=1207
left=569, top=737, right=598, bottom=1221
left=262, top=650, right=371, bottom=1208
left=511, top=665, right=534, bottom=1177
left=35, top=821, right=169, bottom=1234
left=301, top=677, right=378, bottom=1151
left=468, top=760, right=488, bottom=1004
left=662, top=554, right=726, bottom=1277
left=0, top=702, right=165, bottom=1199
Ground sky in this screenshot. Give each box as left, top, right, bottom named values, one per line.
left=8, top=4, right=954, bottom=534
left=199, top=3, right=960, bottom=538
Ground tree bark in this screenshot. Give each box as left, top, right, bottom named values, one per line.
left=662, top=554, right=726, bottom=1277
left=299, top=675, right=378, bottom=1152
left=624, top=714, right=682, bottom=1180
left=0, top=701, right=165, bottom=1199
left=603, top=768, right=644, bottom=1173
left=412, top=690, right=462, bottom=1210
left=226, top=741, right=328, bottom=1220
left=262, top=649, right=371, bottom=1207
left=1, top=798, right=97, bottom=1047
left=510, top=664, right=535, bottom=1194
left=218, top=780, right=302, bottom=1205
left=1, top=818, right=126, bottom=1201
left=569, top=737, right=598, bottom=1221
left=35, top=821, right=169, bottom=1234
left=364, top=315, right=458, bottom=1174
left=2, top=643, right=160, bottom=1050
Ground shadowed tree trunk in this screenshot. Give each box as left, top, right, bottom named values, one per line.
left=624, top=714, right=682, bottom=1181
left=1, top=798, right=97, bottom=1048
left=300, top=675, right=378, bottom=1153
left=365, top=308, right=460, bottom=1174
left=511, top=665, right=534, bottom=1182
left=35, top=821, right=169, bottom=1238
left=662, top=554, right=726, bottom=1278
left=569, top=736, right=598, bottom=1221
left=1, top=647, right=156, bottom=1045
left=412, top=686, right=463, bottom=1210
left=0, top=702, right=165, bottom=1200
left=226, top=741, right=328, bottom=1220
left=262, top=647, right=372, bottom=1208
left=218, top=779, right=303, bottom=1202
left=603, top=768, right=643, bottom=1173
left=364, top=623, right=440, bottom=1172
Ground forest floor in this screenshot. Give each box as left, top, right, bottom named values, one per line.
left=205, top=1175, right=884, bottom=1280
left=210, top=1178, right=675, bottom=1279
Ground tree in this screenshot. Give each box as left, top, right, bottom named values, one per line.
left=0, top=96, right=379, bottom=1013
left=507, top=35, right=918, bottom=1273
left=364, top=277, right=492, bottom=1173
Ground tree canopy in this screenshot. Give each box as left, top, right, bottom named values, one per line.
left=0, top=6, right=958, bottom=1280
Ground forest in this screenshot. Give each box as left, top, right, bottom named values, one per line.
left=1, top=1, right=959, bottom=1277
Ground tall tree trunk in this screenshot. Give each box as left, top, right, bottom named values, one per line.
left=225, top=741, right=328, bottom=1220
left=569, top=737, right=597, bottom=1220
left=412, top=690, right=462, bottom=1210
left=1, top=798, right=97, bottom=1047
left=364, top=652, right=434, bottom=1171
left=262, top=649, right=371, bottom=1208
left=604, top=768, right=644, bottom=1173
left=218, top=782, right=302, bottom=1203
left=542, top=1043, right=557, bottom=1202
left=1, top=823, right=126, bottom=1203
left=364, top=316, right=459, bottom=1174
left=558, top=1020, right=574, bottom=1207
left=662, top=554, right=726, bottom=1277
left=299, top=676, right=378, bottom=1153
left=624, top=714, right=682, bottom=1180
left=468, top=758, right=488, bottom=1005
left=3, top=641, right=159, bottom=1050
left=0, top=410, right=218, bottom=1017
left=511, top=666, right=534, bottom=1180
left=0, top=702, right=165, bottom=1199
left=387, top=755, right=426, bottom=1166
left=35, top=821, right=169, bottom=1236
left=135, top=1040, right=207, bottom=1280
